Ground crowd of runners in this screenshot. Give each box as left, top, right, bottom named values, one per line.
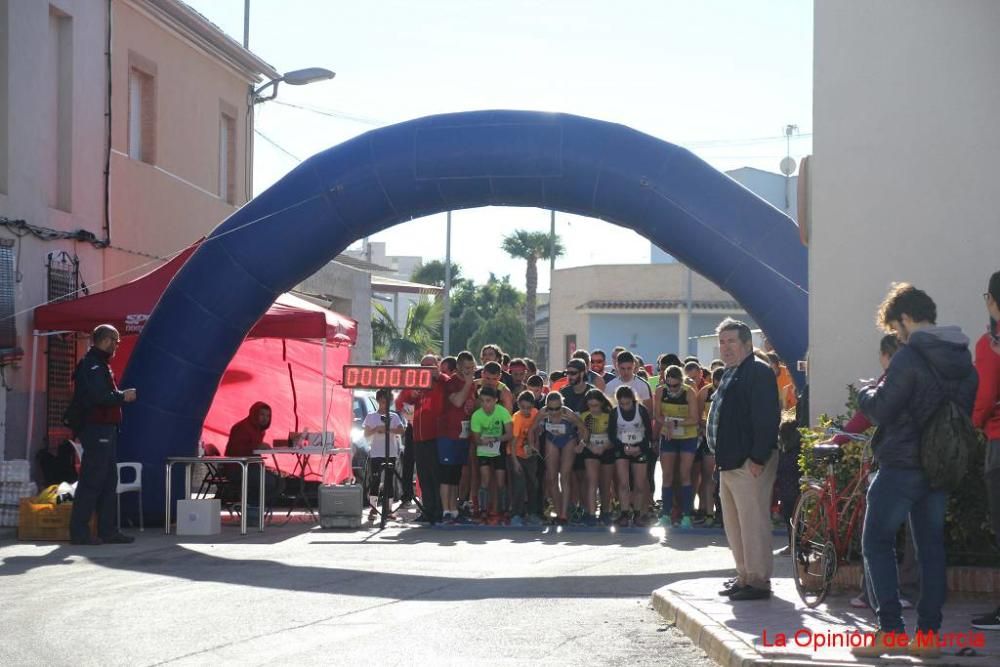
left=376, top=341, right=798, bottom=528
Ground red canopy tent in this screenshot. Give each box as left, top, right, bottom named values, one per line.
left=30, top=242, right=357, bottom=482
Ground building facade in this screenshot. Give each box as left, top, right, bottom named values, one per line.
left=1, top=0, right=276, bottom=460
left=809, top=0, right=999, bottom=419
left=548, top=263, right=754, bottom=371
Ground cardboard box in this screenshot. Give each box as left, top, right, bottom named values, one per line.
left=175, top=499, right=221, bottom=536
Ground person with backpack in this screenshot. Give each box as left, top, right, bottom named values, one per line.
left=852, top=283, right=977, bottom=658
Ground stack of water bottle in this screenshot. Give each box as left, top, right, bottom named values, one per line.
left=0, top=460, right=37, bottom=527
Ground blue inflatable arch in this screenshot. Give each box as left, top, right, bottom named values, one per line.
left=121, top=110, right=807, bottom=513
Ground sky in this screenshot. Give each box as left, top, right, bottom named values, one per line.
left=185, top=0, right=813, bottom=292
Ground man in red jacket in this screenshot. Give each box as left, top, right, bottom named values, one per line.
left=395, top=355, right=448, bottom=523
left=972, top=271, right=1000, bottom=631
left=225, top=401, right=282, bottom=509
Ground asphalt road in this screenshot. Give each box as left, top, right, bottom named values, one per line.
left=0, top=520, right=739, bottom=666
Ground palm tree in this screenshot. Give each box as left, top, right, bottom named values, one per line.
left=371, top=298, right=443, bottom=362
left=501, top=229, right=565, bottom=355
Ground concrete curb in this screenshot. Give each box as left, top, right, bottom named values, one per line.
left=650, top=587, right=878, bottom=667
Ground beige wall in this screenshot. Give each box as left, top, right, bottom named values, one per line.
left=549, top=263, right=743, bottom=370
left=2, top=0, right=271, bottom=459
left=810, top=0, right=1000, bottom=419
left=1, top=0, right=108, bottom=459
left=104, top=0, right=253, bottom=286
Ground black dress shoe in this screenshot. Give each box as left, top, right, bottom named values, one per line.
left=70, top=536, right=103, bottom=546
left=728, top=585, right=772, bottom=601
left=719, top=579, right=744, bottom=596
left=102, top=533, right=135, bottom=544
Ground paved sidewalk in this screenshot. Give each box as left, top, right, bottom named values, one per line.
left=652, top=555, right=999, bottom=667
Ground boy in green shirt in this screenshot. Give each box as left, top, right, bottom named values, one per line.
left=470, top=386, right=513, bottom=523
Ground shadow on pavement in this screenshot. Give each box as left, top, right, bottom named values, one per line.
left=0, top=538, right=735, bottom=602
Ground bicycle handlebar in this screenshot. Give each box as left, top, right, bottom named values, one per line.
left=823, top=427, right=871, bottom=442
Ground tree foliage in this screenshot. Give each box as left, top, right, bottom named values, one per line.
left=501, top=229, right=565, bottom=355
left=372, top=298, right=443, bottom=362
left=410, top=260, right=464, bottom=288
left=448, top=308, right=484, bottom=356
left=467, top=307, right=529, bottom=358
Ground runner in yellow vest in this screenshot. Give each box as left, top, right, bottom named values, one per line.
left=580, top=388, right=616, bottom=526
left=655, top=365, right=701, bottom=528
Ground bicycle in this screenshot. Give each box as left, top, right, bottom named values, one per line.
left=790, top=427, right=875, bottom=608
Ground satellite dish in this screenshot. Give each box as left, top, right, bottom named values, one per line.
left=780, top=156, right=797, bottom=176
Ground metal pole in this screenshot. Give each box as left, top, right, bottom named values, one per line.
left=243, top=0, right=250, bottom=49
left=25, top=331, right=41, bottom=459
left=443, top=211, right=452, bottom=354
left=685, top=267, right=693, bottom=356
left=322, top=337, right=328, bottom=447
left=549, top=210, right=556, bottom=274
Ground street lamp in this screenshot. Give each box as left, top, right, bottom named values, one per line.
left=252, top=67, right=336, bottom=104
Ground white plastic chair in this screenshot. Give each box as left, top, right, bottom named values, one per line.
left=116, top=462, right=143, bottom=531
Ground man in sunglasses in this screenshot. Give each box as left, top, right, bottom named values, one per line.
left=559, top=358, right=594, bottom=414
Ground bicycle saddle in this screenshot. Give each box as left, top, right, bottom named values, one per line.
left=812, top=444, right=843, bottom=462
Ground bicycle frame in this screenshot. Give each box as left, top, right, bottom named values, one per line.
left=800, top=432, right=873, bottom=565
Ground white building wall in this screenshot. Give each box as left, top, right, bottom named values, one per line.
left=0, top=0, right=108, bottom=459
left=810, top=0, right=1000, bottom=419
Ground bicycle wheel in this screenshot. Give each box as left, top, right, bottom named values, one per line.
left=791, top=488, right=837, bottom=607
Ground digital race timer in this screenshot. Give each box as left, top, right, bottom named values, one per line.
left=342, top=365, right=434, bottom=390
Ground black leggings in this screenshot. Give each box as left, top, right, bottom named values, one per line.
left=367, top=457, right=397, bottom=498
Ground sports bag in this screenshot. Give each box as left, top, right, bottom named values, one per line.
left=911, top=348, right=976, bottom=491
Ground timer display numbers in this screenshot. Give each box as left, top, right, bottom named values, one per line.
left=342, top=365, right=434, bottom=390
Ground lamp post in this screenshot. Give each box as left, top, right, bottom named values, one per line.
left=251, top=67, right=336, bottom=104
left=245, top=67, right=335, bottom=198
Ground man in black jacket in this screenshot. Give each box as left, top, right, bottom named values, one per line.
left=708, top=318, right=780, bottom=601
left=853, top=283, right=977, bottom=658
left=68, top=324, right=138, bottom=545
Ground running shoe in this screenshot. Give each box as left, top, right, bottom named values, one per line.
left=583, top=514, right=597, bottom=527
left=971, top=606, right=1000, bottom=631
left=454, top=514, right=473, bottom=525
left=600, top=513, right=614, bottom=526
left=692, top=511, right=706, bottom=525
left=849, top=594, right=869, bottom=609
left=510, top=515, right=524, bottom=527
left=617, top=513, right=632, bottom=528
left=702, top=515, right=716, bottom=527
left=679, top=515, right=693, bottom=529
left=657, top=515, right=671, bottom=528
left=367, top=509, right=377, bottom=523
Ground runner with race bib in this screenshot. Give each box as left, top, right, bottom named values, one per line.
left=608, top=385, right=654, bottom=527
left=581, top=388, right=616, bottom=526
left=531, top=391, right=589, bottom=525
left=470, top=386, right=514, bottom=524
